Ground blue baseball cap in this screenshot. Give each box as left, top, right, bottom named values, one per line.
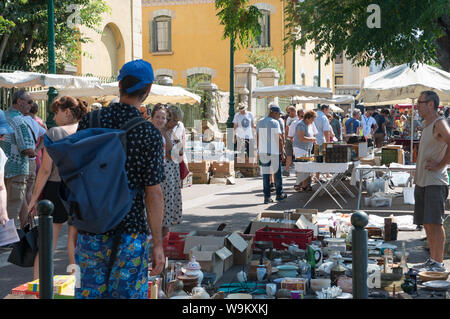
left=270, top=105, right=283, bottom=114
left=117, top=59, right=154, bottom=94
left=0, top=110, right=13, bottom=135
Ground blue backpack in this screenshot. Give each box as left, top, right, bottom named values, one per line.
left=44, top=110, right=147, bottom=234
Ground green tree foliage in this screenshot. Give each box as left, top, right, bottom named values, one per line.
left=0, top=0, right=109, bottom=71
left=284, top=0, right=450, bottom=71
left=247, top=50, right=286, bottom=84
left=215, top=0, right=262, bottom=49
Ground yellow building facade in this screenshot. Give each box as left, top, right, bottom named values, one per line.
left=76, top=0, right=143, bottom=78
left=142, top=0, right=334, bottom=92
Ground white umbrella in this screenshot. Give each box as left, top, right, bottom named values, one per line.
left=356, top=63, right=450, bottom=162
left=29, top=82, right=201, bottom=105
left=252, top=84, right=333, bottom=99
left=356, top=63, right=450, bottom=105
left=329, top=104, right=344, bottom=113
left=0, top=71, right=101, bottom=89
left=291, top=95, right=355, bottom=105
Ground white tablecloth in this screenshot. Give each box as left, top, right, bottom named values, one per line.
left=294, top=162, right=352, bottom=174
left=350, top=163, right=416, bottom=186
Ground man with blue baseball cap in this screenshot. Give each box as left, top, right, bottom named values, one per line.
left=75, top=59, right=166, bottom=299
left=0, top=110, right=14, bottom=227
left=256, top=104, right=287, bottom=204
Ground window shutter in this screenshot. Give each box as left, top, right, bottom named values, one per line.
left=267, top=14, right=270, bottom=47
left=152, top=20, right=157, bottom=52
left=149, top=21, right=153, bottom=52
left=168, top=18, right=172, bottom=52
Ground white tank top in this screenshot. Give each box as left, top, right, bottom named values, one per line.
left=415, top=117, right=449, bottom=187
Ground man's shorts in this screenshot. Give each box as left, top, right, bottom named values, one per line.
left=285, top=139, right=293, bottom=157
left=414, top=185, right=449, bottom=225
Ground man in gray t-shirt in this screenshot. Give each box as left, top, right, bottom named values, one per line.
left=256, top=105, right=287, bottom=204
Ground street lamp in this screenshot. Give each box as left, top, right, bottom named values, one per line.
left=46, top=0, right=57, bottom=128
left=226, top=36, right=235, bottom=129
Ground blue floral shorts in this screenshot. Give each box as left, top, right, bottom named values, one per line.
left=75, top=232, right=150, bottom=299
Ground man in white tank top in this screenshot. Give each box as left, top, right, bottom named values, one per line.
left=413, top=91, right=450, bottom=272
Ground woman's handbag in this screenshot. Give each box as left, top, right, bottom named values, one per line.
left=179, top=160, right=190, bottom=180
left=7, top=217, right=39, bottom=267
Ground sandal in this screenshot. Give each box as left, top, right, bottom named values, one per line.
left=294, top=185, right=304, bottom=192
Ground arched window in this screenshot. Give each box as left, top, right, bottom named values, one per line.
left=187, top=73, right=211, bottom=90
left=150, top=15, right=171, bottom=52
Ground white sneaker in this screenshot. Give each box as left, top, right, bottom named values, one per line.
left=411, top=258, right=432, bottom=270
left=425, top=261, right=447, bottom=273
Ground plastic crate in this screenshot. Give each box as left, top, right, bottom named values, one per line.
left=163, top=232, right=189, bottom=260
left=254, top=227, right=314, bottom=250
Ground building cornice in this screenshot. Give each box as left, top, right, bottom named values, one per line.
left=142, top=0, right=214, bottom=6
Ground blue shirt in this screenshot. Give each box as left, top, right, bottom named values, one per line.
left=345, top=118, right=361, bottom=134
left=0, top=108, right=35, bottom=178
left=256, top=116, right=281, bottom=155
left=374, top=114, right=386, bottom=134
left=314, top=110, right=331, bottom=146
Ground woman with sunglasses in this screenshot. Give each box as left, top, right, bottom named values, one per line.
left=28, top=96, right=88, bottom=280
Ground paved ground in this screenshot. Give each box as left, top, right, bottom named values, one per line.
left=0, top=173, right=448, bottom=298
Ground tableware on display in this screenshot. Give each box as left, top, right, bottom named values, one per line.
left=226, top=293, right=253, bottom=299
left=266, top=283, right=277, bottom=296
left=418, top=271, right=449, bottom=282
left=336, top=292, right=353, bottom=299
left=191, top=287, right=210, bottom=299
left=277, top=265, right=298, bottom=278
left=310, top=278, right=331, bottom=292
left=237, top=271, right=247, bottom=283
left=290, top=290, right=303, bottom=299
left=183, top=256, right=203, bottom=287
left=422, top=280, right=450, bottom=291
left=257, top=264, right=267, bottom=281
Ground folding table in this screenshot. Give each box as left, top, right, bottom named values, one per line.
left=294, top=162, right=356, bottom=209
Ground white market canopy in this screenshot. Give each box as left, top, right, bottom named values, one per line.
left=29, top=81, right=201, bottom=105
left=0, top=71, right=101, bottom=89
left=252, top=84, right=333, bottom=99
left=292, top=95, right=355, bottom=105
left=356, top=63, right=450, bottom=106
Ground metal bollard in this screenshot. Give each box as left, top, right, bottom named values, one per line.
left=38, top=200, right=54, bottom=299
left=351, top=211, right=369, bottom=299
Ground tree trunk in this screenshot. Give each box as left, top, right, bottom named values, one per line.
left=436, top=16, right=450, bottom=72
left=0, top=34, right=10, bottom=65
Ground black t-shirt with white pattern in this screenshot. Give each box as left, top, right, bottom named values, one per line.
left=77, top=102, right=165, bottom=236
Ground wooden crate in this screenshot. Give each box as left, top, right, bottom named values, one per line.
left=192, top=172, right=210, bottom=184
left=188, top=161, right=211, bottom=173
left=211, top=161, right=234, bottom=175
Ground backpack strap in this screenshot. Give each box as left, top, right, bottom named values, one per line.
left=120, top=116, right=147, bottom=132
left=89, top=109, right=102, bottom=128
left=105, top=225, right=124, bottom=292
left=119, top=116, right=147, bottom=150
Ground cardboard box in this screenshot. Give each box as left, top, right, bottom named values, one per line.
left=236, top=166, right=260, bottom=177
left=192, top=172, right=210, bottom=184
left=28, top=275, right=75, bottom=294
left=227, top=232, right=253, bottom=265
left=212, top=161, right=234, bottom=175
left=184, top=230, right=249, bottom=273
left=188, top=245, right=232, bottom=283
left=281, top=278, right=308, bottom=294
left=188, top=161, right=211, bottom=173
left=248, top=209, right=318, bottom=234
